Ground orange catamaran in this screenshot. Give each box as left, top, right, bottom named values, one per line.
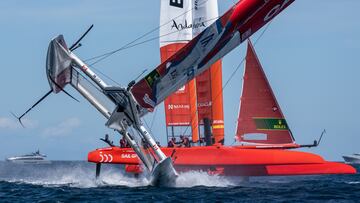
left=88, top=39, right=355, bottom=176
left=87, top=0, right=355, bottom=177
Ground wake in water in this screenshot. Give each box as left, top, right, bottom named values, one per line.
left=0, top=161, right=240, bottom=188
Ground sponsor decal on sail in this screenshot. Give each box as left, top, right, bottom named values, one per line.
left=169, top=0, right=183, bottom=8
left=253, top=118, right=289, bottom=130
left=171, top=19, right=206, bottom=31
left=168, top=104, right=190, bottom=110
left=198, top=101, right=212, bottom=107
left=145, top=70, right=161, bottom=88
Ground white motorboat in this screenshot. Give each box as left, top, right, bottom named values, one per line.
left=6, top=150, right=51, bottom=164
left=343, top=153, right=360, bottom=164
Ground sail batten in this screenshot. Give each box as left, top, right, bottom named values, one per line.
left=236, top=40, right=295, bottom=145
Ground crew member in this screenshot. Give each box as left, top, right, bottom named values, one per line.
left=100, top=134, right=114, bottom=147
left=167, top=137, right=176, bottom=148
left=180, top=135, right=190, bottom=148
left=120, top=137, right=127, bottom=148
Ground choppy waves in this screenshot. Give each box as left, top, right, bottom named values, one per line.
left=0, top=161, right=239, bottom=188
left=0, top=161, right=359, bottom=202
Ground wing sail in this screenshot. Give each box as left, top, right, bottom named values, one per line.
left=46, top=35, right=72, bottom=93
left=131, top=0, right=294, bottom=110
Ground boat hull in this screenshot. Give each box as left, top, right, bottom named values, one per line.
left=343, top=155, right=360, bottom=164
left=88, top=146, right=356, bottom=176
left=6, top=159, right=52, bottom=164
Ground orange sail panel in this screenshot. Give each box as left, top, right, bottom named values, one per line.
left=210, top=60, right=225, bottom=144
left=161, top=44, right=192, bottom=126
left=236, top=41, right=295, bottom=145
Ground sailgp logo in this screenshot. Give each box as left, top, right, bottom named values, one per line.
left=99, top=152, right=113, bottom=163
left=170, top=0, right=183, bottom=8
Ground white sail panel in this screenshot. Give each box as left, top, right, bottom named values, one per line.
left=192, top=0, right=219, bottom=37
left=160, top=0, right=193, bottom=47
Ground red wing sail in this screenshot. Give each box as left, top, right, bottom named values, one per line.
left=236, top=41, right=295, bottom=145
left=131, top=0, right=294, bottom=111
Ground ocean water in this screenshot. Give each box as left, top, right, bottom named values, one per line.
left=0, top=161, right=359, bottom=202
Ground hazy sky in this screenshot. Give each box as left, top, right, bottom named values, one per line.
left=0, top=1, right=359, bottom=161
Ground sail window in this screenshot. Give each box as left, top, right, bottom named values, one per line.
left=243, top=133, right=267, bottom=141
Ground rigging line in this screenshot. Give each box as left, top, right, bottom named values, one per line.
left=87, top=64, right=122, bottom=86
left=223, top=22, right=273, bottom=92
left=143, top=117, right=151, bottom=132
left=180, top=20, right=273, bottom=139
left=83, top=0, right=212, bottom=65
left=83, top=15, right=222, bottom=86
left=86, top=15, right=221, bottom=67
left=150, top=108, right=158, bottom=131
left=142, top=117, right=158, bottom=143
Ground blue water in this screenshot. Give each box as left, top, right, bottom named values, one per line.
left=0, top=161, right=359, bottom=202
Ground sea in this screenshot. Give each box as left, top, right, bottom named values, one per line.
left=0, top=161, right=359, bottom=202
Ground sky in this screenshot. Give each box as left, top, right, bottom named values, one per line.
left=0, top=0, right=359, bottom=161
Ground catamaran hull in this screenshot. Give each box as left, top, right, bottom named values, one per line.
left=88, top=146, right=356, bottom=176
left=150, top=157, right=178, bottom=186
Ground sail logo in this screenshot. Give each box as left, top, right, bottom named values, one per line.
left=168, top=104, right=190, bottom=110
left=264, top=0, right=291, bottom=22
left=99, top=152, right=113, bottom=163
left=121, top=154, right=137, bottom=159
left=254, top=118, right=289, bottom=130
left=170, top=0, right=183, bottom=8
left=176, top=85, right=186, bottom=93
left=171, top=19, right=206, bottom=31
left=273, top=119, right=287, bottom=129
left=200, top=33, right=215, bottom=48
left=198, top=101, right=212, bottom=107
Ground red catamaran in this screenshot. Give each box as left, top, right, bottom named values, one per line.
left=88, top=0, right=355, bottom=176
